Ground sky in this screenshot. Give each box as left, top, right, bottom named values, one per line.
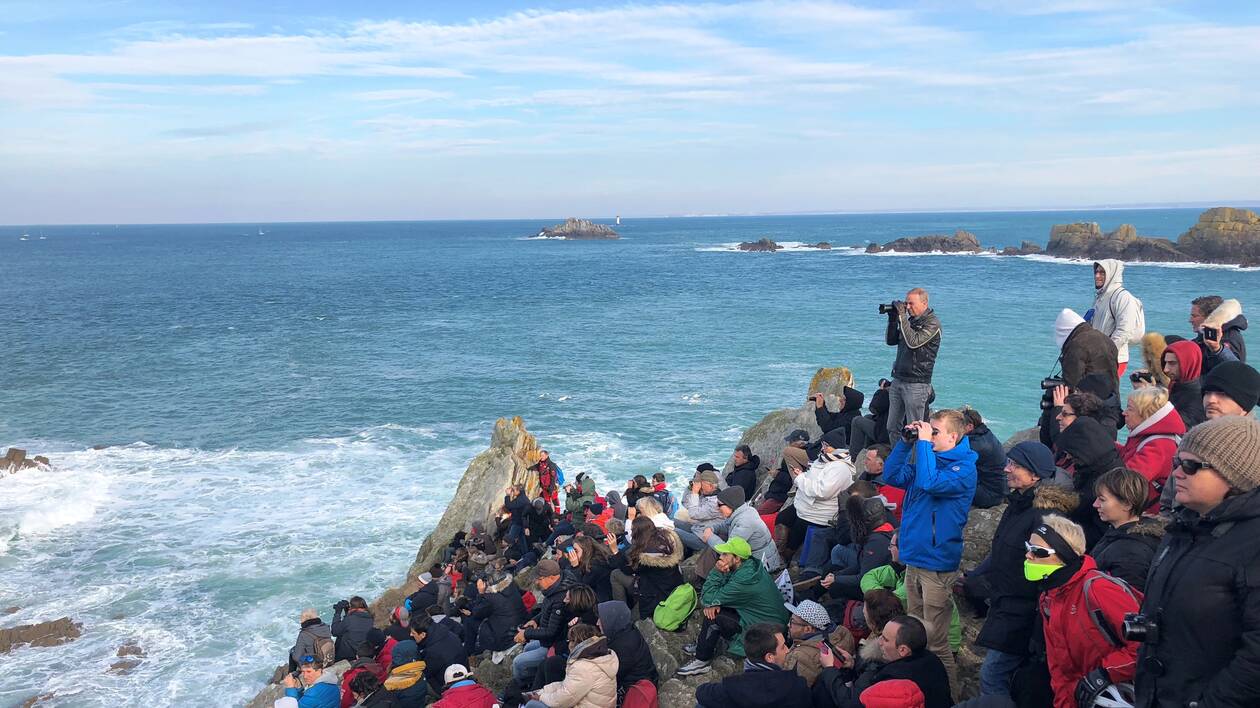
left=1, top=0, right=1258, bottom=224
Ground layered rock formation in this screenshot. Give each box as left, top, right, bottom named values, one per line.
left=1178, top=207, right=1260, bottom=266
left=0, top=617, right=82, bottom=655
left=1000, top=240, right=1042, bottom=256
left=537, top=218, right=619, bottom=240
left=1044, top=208, right=1260, bottom=265
left=869, top=229, right=982, bottom=254
left=1045, top=222, right=1187, bottom=262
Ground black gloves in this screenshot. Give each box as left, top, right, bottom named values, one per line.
left=1074, top=667, right=1111, bottom=707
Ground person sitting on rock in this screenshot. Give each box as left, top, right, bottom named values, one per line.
left=813, top=614, right=952, bottom=708
left=700, top=486, right=782, bottom=572
left=650, top=472, right=678, bottom=518
left=410, top=613, right=469, bottom=695
left=525, top=498, right=556, bottom=548
left=283, top=655, right=343, bottom=708
left=383, top=639, right=428, bottom=708
left=346, top=672, right=396, bottom=708
left=510, top=558, right=577, bottom=685
left=332, top=596, right=378, bottom=663
left=623, top=474, right=654, bottom=509
left=856, top=444, right=903, bottom=522
left=675, top=468, right=724, bottom=552
left=1119, top=386, right=1184, bottom=512
left=432, top=664, right=497, bottom=708
left=858, top=537, right=962, bottom=654
left=760, top=430, right=812, bottom=515
left=467, top=570, right=526, bottom=660
left=607, top=516, right=684, bottom=620
left=291, top=607, right=334, bottom=671
left=726, top=444, right=761, bottom=502
left=564, top=536, right=615, bottom=603
left=848, top=378, right=892, bottom=459
left=1090, top=467, right=1163, bottom=591
left=961, top=408, right=1008, bottom=509
left=967, top=441, right=1078, bottom=699
left=695, top=623, right=812, bottom=708
left=524, top=623, right=619, bottom=708
left=501, top=484, right=532, bottom=557
left=595, top=600, right=659, bottom=700
left=1162, top=340, right=1207, bottom=428
left=816, top=484, right=893, bottom=601
left=782, top=599, right=856, bottom=688
left=775, top=428, right=856, bottom=568
left=340, top=640, right=388, bottom=708
left=678, top=536, right=790, bottom=677
left=384, top=606, right=411, bottom=643
left=811, top=386, right=866, bottom=446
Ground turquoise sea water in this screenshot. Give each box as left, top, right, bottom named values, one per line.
left=1, top=209, right=1256, bottom=705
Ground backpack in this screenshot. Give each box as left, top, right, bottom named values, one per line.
left=622, top=679, right=660, bottom=708
left=303, top=628, right=336, bottom=668
left=1111, top=288, right=1146, bottom=344
left=652, top=583, right=697, bottom=631
left=651, top=489, right=678, bottom=518
left=1082, top=571, right=1144, bottom=647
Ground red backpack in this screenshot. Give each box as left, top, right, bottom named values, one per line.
left=622, top=679, right=659, bottom=708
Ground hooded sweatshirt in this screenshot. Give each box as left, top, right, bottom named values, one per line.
left=596, top=600, right=658, bottom=689
left=1055, top=309, right=1120, bottom=394
left=1090, top=259, right=1144, bottom=364
left=1163, top=340, right=1206, bottom=427
left=792, top=450, right=857, bottom=526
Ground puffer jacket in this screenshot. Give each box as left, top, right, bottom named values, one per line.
left=384, top=639, right=429, bottom=708
left=469, top=580, right=526, bottom=651
left=886, top=307, right=942, bottom=383
left=1135, top=489, right=1260, bottom=708
left=286, top=667, right=342, bottom=708
left=1120, top=401, right=1185, bottom=510
left=1055, top=417, right=1122, bottom=550
left=883, top=437, right=978, bottom=572
left=1194, top=297, right=1248, bottom=371
left=792, top=451, right=857, bottom=526
left=1089, top=259, right=1143, bottom=364
left=611, top=528, right=684, bottom=619
left=726, top=454, right=761, bottom=502
left=976, top=483, right=1079, bottom=655
left=966, top=423, right=1008, bottom=509
left=715, top=503, right=783, bottom=572
left=523, top=571, right=578, bottom=647
left=699, top=556, right=790, bottom=656
left=537, top=636, right=620, bottom=708
left=1039, top=556, right=1141, bottom=708
left=431, top=680, right=497, bottom=708
left=1090, top=517, right=1163, bottom=591
left=1164, top=340, right=1206, bottom=427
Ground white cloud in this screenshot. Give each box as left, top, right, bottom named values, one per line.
left=351, top=88, right=452, bottom=102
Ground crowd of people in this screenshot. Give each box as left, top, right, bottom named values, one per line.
left=273, top=262, right=1259, bottom=708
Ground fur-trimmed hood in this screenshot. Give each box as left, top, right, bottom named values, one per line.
left=1033, top=483, right=1080, bottom=515
left=1202, top=298, right=1244, bottom=332
left=1141, top=332, right=1171, bottom=387
left=636, top=528, right=683, bottom=568
left=1124, top=516, right=1166, bottom=539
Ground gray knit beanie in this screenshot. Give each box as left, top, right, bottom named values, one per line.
left=1179, top=416, right=1260, bottom=492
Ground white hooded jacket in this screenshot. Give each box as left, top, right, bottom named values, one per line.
left=1090, top=259, right=1144, bottom=364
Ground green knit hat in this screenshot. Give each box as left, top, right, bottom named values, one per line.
left=1180, top=416, right=1260, bottom=492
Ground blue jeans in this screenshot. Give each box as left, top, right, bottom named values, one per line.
left=830, top=543, right=860, bottom=575
left=506, top=522, right=527, bottom=556
left=980, top=647, right=1024, bottom=696
left=512, top=640, right=549, bottom=683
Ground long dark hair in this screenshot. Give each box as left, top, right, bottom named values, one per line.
left=627, top=516, right=657, bottom=567
left=572, top=535, right=610, bottom=573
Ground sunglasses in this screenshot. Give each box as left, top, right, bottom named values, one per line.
left=299, top=655, right=317, bottom=665
left=1174, top=457, right=1208, bottom=476
left=1024, top=541, right=1055, bottom=559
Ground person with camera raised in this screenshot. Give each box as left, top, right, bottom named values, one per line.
left=882, top=409, right=976, bottom=690
left=1053, top=308, right=1119, bottom=395
left=1190, top=295, right=1247, bottom=372
left=1133, top=416, right=1260, bottom=708
left=1023, top=514, right=1141, bottom=708
left=883, top=288, right=942, bottom=443
left=332, top=596, right=377, bottom=663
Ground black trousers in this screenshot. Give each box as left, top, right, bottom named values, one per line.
left=696, top=606, right=742, bottom=661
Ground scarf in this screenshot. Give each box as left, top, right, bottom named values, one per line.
left=743, top=658, right=778, bottom=673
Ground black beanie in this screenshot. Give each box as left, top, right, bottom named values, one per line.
left=1202, top=361, right=1260, bottom=413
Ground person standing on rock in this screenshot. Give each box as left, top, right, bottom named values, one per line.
left=531, top=450, right=564, bottom=515
left=882, top=409, right=976, bottom=693
left=884, top=287, right=942, bottom=442
left=1085, top=260, right=1145, bottom=377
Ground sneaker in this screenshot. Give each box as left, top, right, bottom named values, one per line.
left=676, top=659, right=711, bottom=676
left=682, top=643, right=697, bottom=655
left=491, top=644, right=522, bottom=665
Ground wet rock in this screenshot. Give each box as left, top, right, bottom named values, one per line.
left=872, top=229, right=982, bottom=253
left=1000, top=240, right=1042, bottom=256
left=808, top=242, right=832, bottom=249
left=2, top=606, right=19, bottom=615
left=0, top=617, right=83, bottom=654
left=3, top=448, right=51, bottom=474
left=108, top=658, right=142, bottom=674
left=737, top=238, right=781, bottom=252
left=116, top=640, right=145, bottom=657
left=19, top=693, right=56, bottom=708
left=537, top=218, right=619, bottom=240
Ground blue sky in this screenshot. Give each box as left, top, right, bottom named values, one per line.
left=1, top=0, right=1258, bottom=223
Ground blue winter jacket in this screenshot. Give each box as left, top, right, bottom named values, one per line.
left=284, top=668, right=341, bottom=708
left=883, top=436, right=978, bottom=572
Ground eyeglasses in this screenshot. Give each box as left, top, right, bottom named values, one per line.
left=1024, top=542, right=1056, bottom=559
left=1174, top=457, right=1208, bottom=476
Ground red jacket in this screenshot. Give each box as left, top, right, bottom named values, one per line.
left=588, top=507, right=614, bottom=532
left=1120, top=401, right=1185, bottom=509
left=1039, top=556, right=1142, bottom=708
left=432, top=681, right=499, bottom=708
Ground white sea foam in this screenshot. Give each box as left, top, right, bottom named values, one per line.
left=694, top=241, right=845, bottom=253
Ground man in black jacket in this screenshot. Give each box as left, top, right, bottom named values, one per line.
left=884, top=288, right=942, bottom=442
left=814, top=615, right=952, bottom=708
left=331, top=596, right=377, bottom=663
left=848, top=379, right=891, bottom=458
left=502, top=484, right=530, bottom=557
left=597, top=600, right=659, bottom=696
left=811, top=386, right=865, bottom=445
left=409, top=614, right=469, bottom=693
left=510, top=559, right=575, bottom=684
left=726, top=445, right=760, bottom=502
left=695, top=623, right=811, bottom=708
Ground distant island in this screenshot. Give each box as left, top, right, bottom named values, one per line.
left=855, top=207, right=1260, bottom=267
left=535, top=218, right=619, bottom=240
left=737, top=238, right=831, bottom=252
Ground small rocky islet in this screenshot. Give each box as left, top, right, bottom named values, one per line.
left=534, top=217, right=620, bottom=240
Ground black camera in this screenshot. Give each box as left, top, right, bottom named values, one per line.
left=1129, top=370, right=1154, bottom=384
left=333, top=599, right=350, bottom=612
left=878, top=301, right=903, bottom=315
left=1203, top=326, right=1220, bottom=341
left=1039, top=377, right=1067, bottom=411
left=901, top=425, right=919, bottom=442
left=1123, top=612, right=1158, bottom=643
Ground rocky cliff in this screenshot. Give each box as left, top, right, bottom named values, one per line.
left=1044, top=222, right=1187, bottom=262
left=1044, top=207, right=1260, bottom=266
left=869, top=229, right=982, bottom=254
left=1177, top=207, right=1260, bottom=266
left=537, top=218, right=619, bottom=240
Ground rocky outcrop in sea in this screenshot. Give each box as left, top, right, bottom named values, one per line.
left=1044, top=207, right=1260, bottom=266
left=867, top=229, right=982, bottom=254
left=536, top=218, right=619, bottom=240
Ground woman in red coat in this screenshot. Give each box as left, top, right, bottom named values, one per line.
left=1025, top=514, right=1142, bottom=708
left=1120, top=387, right=1185, bottom=511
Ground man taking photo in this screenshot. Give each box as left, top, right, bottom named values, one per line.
left=884, top=287, right=942, bottom=442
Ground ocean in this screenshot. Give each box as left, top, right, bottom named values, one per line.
left=1, top=209, right=1255, bottom=706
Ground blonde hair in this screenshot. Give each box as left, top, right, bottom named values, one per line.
left=635, top=496, right=663, bottom=516
left=300, top=607, right=319, bottom=622
left=1040, top=514, right=1086, bottom=556
left=930, top=409, right=967, bottom=437
left=1128, top=387, right=1169, bottom=422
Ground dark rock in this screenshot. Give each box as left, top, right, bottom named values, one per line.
left=4, top=447, right=51, bottom=473
left=19, top=693, right=56, bottom=708
left=2, top=607, right=19, bottom=615
left=117, top=641, right=145, bottom=657
left=876, top=229, right=982, bottom=253
left=1000, top=241, right=1042, bottom=256
left=108, top=658, right=142, bottom=674
left=536, top=218, right=619, bottom=240
left=0, top=617, right=83, bottom=654
left=1177, top=207, right=1260, bottom=265
left=809, top=242, right=832, bottom=250
left=737, top=238, right=781, bottom=252
left=1046, top=208, right=1260, bottom=265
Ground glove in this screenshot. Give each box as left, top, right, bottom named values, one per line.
left=1074, top=667, right=1111, bottom=708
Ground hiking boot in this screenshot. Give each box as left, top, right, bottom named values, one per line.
left=676, top=659, right=711, bottom=676
left=682, top=643, right=697, bottom=655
